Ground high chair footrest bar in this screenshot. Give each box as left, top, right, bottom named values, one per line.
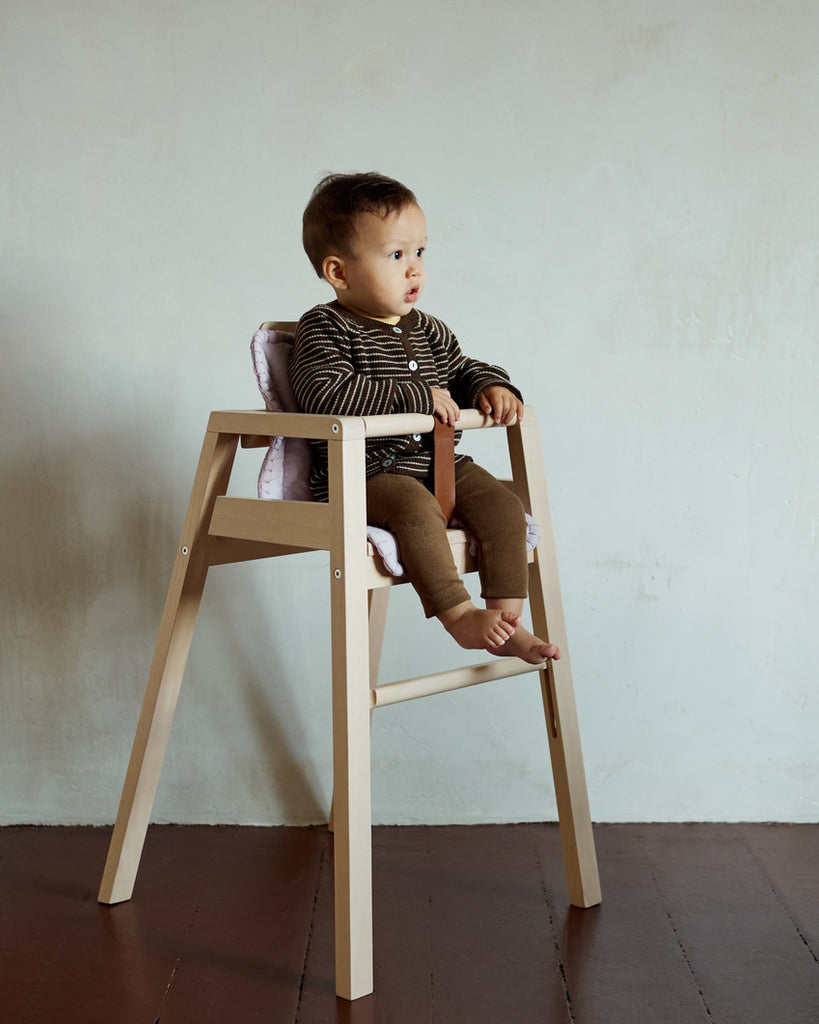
left=370, top=657, right=539, bottom=708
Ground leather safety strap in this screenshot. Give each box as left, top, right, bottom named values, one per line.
left=433, top=418, right=457, bottom=525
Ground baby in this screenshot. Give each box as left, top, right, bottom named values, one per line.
left=291, top=172, right=559, bottom=665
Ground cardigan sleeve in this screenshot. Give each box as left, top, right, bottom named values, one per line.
left=291, top=308, right=435, bottom=417
left=427, top=316, right=523, bottom=409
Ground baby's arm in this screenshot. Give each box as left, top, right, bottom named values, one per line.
left=478, top=385, right=524, bottom=425
left=428, top=315, right=523, bottom=421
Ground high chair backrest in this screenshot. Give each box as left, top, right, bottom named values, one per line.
left=250, top=322, right=314, bottom=502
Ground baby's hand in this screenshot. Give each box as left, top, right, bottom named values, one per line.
left=478, top=386, right=524, bottom=425
left=431, top=387, right=460, bottom=426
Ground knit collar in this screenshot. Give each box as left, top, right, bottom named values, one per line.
left=329, top=300, right=419, bottom=335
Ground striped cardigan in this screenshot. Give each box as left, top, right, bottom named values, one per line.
left=291, top=301, right=521, bottom=501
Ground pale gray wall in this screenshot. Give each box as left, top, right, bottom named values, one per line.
left=2, top=0, right=817, bottom=825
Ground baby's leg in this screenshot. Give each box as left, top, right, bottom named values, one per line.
left=366, top=472, right=471, bottom=616
left=454, top=464, right=558, bottom=664
left=451, top=461, right=530, bottom=601
left=366, top=470, right=556, bottom=662
left=367, top=472, right=520, bottom=653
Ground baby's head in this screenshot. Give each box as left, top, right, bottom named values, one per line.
left=303, top=172, right=427, bottom=324
left=303, top=172, right=417, bottom=276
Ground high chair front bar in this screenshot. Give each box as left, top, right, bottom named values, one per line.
left=98, top=400, right=601, bottom=1002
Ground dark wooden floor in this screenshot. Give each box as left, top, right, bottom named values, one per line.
left=1, top=824, right=817, bottom=1023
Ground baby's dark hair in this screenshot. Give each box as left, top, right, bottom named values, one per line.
left=302, top=172, right=418, bottom=277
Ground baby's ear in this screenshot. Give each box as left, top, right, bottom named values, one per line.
left=322, top=254, right=347, bottom=290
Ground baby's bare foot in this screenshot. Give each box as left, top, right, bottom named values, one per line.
left=439, top=604, right=520, bottom=650
left=490, top=624, right=561, bottom=665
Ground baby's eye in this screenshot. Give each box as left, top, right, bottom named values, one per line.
left=390, top=250, right=403, bottom=260
left=416, top=248, right=425, bottom=259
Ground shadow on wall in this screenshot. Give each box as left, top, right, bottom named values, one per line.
left=0, top=420, right=325, bottom=824
left=193, top=561, right=329, bottom=824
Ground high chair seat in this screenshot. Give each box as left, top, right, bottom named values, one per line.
left=98, top=319, right=601, bottom=1002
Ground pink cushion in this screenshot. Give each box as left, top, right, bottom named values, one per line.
left=250, top=329, right=314, bottom=503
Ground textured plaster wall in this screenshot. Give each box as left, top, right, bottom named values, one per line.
left=1, top=0, right=817, bottom=825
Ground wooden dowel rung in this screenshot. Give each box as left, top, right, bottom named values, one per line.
left=370, top=657, right=538, bottom=708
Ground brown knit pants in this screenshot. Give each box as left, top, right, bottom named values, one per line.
left=366, top=460, right=529, bottom=617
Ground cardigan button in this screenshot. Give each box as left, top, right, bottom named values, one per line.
left=412, top=433, right=421, bottom=441
left=408, top=359, right=418, bottom=371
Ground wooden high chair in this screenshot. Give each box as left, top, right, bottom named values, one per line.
left=97, top=322, right=601, bottom=1001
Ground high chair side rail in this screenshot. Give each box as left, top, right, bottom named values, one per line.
left=210, top=409, right=358, bottom=441
left=211, top=406, right=502, bottom=442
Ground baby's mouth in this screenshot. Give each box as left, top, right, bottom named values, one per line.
left=405, top=287, right=419, bottom=303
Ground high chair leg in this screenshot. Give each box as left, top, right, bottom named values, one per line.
left=328, top=430, right=375, bottom=1000
left=367, top=586, right=390, bottom=688
left=507, top=414, right=602, bottom=909
left=98, top=430, right=239, bottom=905
left=328, top=586, right=388, bottom=835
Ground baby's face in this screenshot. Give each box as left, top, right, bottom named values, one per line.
left=337, top=203, right=427, bottom=324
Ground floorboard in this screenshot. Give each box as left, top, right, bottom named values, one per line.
left=547, top=825, right=711, bottom=1024
left=1, top=824, right=817, bottom=1024
left=639, top=824, right=819, bottom=1024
